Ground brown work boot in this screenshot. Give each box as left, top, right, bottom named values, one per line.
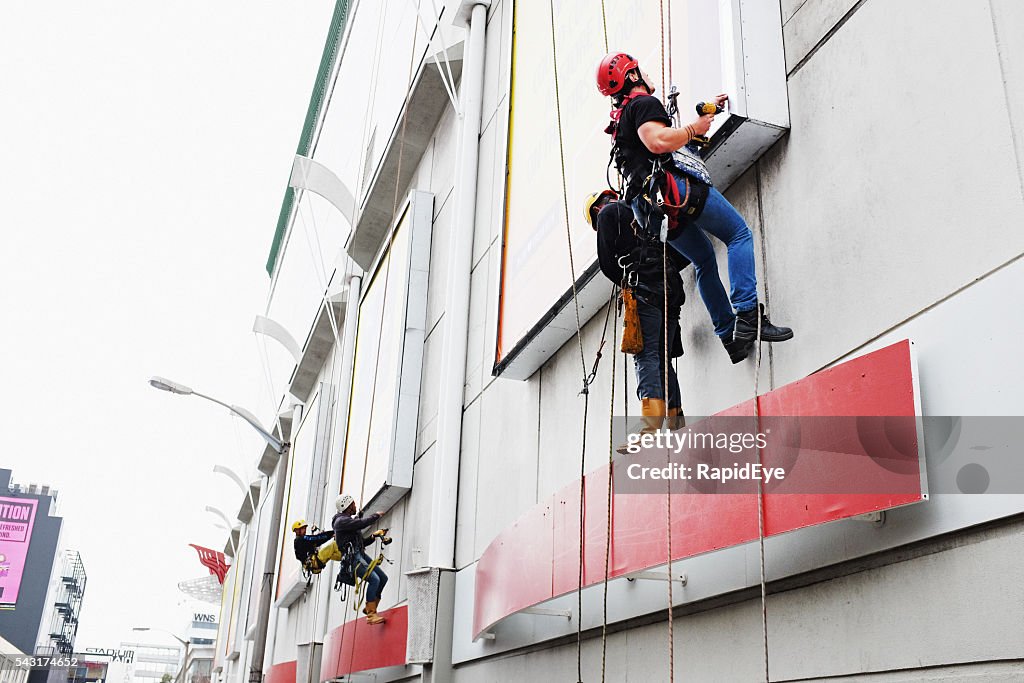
left=364, top=600, right=386, bottom=625
left=616, top=398, right=667, bottom=454
left=666, top=406, right=685, bottom=431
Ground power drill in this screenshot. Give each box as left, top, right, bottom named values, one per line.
left=689, top=101, right=725, bottom=149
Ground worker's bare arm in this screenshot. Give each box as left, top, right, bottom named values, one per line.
left=638, top=115, right=713, bottom=154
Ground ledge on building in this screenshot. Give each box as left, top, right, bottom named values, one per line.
left=344, top=46, right=463, bottom=270
left=288, top=296, right=347, bottom=403
left=223, top=525, right=241, bottom=558
left=257, top=412, right=295, bottom=477
left=236, top=480, right=263, bottom=524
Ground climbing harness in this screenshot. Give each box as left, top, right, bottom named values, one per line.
left=333, top=533, right=393, bottom=616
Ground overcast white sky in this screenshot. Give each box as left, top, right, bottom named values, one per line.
left=1, top=1, right=337, bottom=648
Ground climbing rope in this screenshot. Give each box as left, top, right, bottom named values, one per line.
left=546, top=3, right=598, bottom=680
left=600, top=290, right=617, bottom=683
left=337, top=9, right=419, bottom=663
left=657, top=3, right=677, bottom=680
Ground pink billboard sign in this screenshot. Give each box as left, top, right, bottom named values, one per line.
left=0, top=496, right=39, bottom=605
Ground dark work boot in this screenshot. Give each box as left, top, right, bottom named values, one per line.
left=734, top=304, right=793, bottom=343
left=722, top=336, right=753, bottom=364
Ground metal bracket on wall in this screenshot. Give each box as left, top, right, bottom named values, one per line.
left=520, top=607, right=572, bottom=618
left=626, top=571, right=688, bottom=585
left=853, top=510, right=886, bottom=527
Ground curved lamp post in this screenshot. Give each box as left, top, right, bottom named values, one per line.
left=148, top=377, right=283, bottom=453
left=148, top=375, right=290, bottom=683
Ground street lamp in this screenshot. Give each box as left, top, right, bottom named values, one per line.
left=132, top=627, right=190, bottom=683
left=148, top=375, right=292, bottom=683
left=148, top=376, right=284, bottom=454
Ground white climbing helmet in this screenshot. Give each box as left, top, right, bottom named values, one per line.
left=335, top=494, right=355, bottom=513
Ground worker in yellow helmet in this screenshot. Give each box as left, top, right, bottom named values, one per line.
left=291, top=519, right=343, bottom=574
left=587, top=189, right=688, bottom=444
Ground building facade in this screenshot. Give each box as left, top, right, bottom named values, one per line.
left=37, top=552, right=87, bottom=659
left=208, top=1, right=1024, bottom=682
left=121, top=643, right=181, bottom=683
left=0, top=470, right=67, bottom=659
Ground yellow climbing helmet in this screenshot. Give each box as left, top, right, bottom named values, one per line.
left=584, top=189, right=618, bottom=229
left=291, top=519, right=307, bottom=532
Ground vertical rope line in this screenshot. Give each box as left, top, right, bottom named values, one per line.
left=346, top=5, right=420, bottom=659
left=547, top=0, right=588, bottom=379
left=600, top=285, right=617, bottom=683
left=663, top=242, right=675, bottom=683
left=600, top=0, right=609, bottom=53
left=548, top=4, right=594, bottom=680
left=666, top=0, right=673, bottom=87
left=659, top=0, right=667, bottom=105
left=754, top=317, right=770, bottom=682
left=658, top=3, right=675, bottom=680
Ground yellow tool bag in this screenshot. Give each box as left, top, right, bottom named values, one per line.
left=620, top=287, right=643, bottom=355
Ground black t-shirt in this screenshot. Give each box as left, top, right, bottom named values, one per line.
left=613, top=95, right=672, bottom=197
left=595, top=201, right=688, bottom=309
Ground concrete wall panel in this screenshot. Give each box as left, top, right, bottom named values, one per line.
left=472, top=112, right=502, bottom=270
left=455, top=399, right=482, bottom=569
left=399, top=446, right=436, bottom=603
left=760, top=0, right=1024, bottom=387
left=425, top=193, right=453, bottom=334
left=472, top=375, right=540, bottom=554
left=830, top=255, right=1024, bottom=415
left=783, top=0, right=862, bottom=72
left=535, top=295, right=620, bottom=501
left=480, top=0, right=511, bottom=133
left=781, top=0, right=808, bottom=25
left=769, top=522, right=1024, bottom=679
left=464, top=243, right=504, bottom=406
left=429, top=105, right=459, bottom=205
left=416, top=326, right=441, bottom=458
left=991, top=0, right=1024, bottom=193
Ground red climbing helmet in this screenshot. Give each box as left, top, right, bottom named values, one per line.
left=596, top=52, right=639, bottom=97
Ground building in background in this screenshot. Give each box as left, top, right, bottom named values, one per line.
left=119, top=642, right=181, bottom=683
left=194, top=1, right=1024, bottom=682
left=80, top=647, right=135, bottom=683
left=37, top=552, right=86, bottom=658
left=179, top=610, right=217, bottom=683
left=0, top=636, right=30, bottom=683
left=0, top=469, right=65, bottom=658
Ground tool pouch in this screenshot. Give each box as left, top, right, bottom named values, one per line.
left=661, top=169, right=710, bottom=226
left=620, top=287, right=644, bottom=355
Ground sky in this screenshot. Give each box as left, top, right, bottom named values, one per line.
left=0, top=1, right=337, bottom=648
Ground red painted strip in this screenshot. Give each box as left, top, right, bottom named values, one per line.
left=267, top=661, right=296, bottom=683
left=474, top=340, right=924, bottom=637
left=319, top=605, right=408, bottom=680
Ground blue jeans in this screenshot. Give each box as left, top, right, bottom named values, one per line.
left=634, top=296, right=681, bottom=409
left=353, top=551, right=388, bottom=602
left=667, top=187, right=758, bottom=338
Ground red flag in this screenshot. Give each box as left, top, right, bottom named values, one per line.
left=189, top=544, right=229, bottom=584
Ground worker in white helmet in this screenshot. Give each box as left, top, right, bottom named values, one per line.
left=332, top=494, right=389, bottom=624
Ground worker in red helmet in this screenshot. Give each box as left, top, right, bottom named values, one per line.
left=596, top=52, right=793, bottom=364
left=586, top=189, right=689, bottom=438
